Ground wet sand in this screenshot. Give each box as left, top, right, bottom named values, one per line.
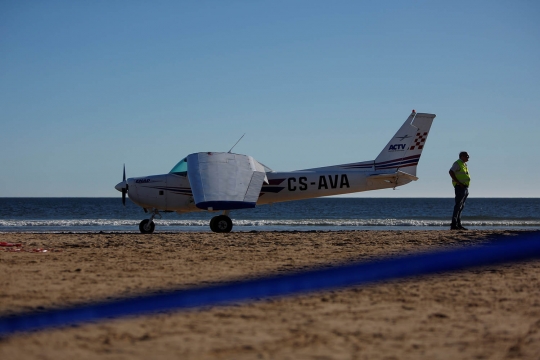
left=1, top=230, right=540, bottom=359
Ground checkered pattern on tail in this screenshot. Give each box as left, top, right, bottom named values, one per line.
left=409, top=132, right=427, bottom=150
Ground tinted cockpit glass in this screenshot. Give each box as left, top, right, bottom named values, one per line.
left=169, top=157, right=188, bottom=176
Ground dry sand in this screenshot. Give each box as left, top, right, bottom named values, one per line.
left=1, top=230, right=540, bottom=360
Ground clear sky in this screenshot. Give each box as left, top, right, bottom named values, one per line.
left=1, top=1, right=539, bottom=198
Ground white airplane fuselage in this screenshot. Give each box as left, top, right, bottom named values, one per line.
left=115, top=111, right=435, bottom=232
left=125, top=167, right=409, bottom=213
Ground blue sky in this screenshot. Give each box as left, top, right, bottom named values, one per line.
left=1, top=1, right=539, bottom=197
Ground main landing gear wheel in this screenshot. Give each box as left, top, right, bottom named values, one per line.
left=139, top=219, right=155, bottom=234
left=210, top=215, right=233, bottom=233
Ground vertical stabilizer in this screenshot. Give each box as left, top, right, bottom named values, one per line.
left=374, top=111, right=435, bottom=176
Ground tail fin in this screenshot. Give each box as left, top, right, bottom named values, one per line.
left=374, top=110, right=436, bottom=176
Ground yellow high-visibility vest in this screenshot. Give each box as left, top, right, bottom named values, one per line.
left=452, top=159, right=470, bottom=187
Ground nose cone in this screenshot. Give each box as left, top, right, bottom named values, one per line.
left=115, top=181, right=126, bottom=192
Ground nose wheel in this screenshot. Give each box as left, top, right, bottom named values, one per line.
left=139, top=209, right=161, bottom=234
left=139, top=219, right=155, bottom=234
left=210, top=215, right=233, bottom=233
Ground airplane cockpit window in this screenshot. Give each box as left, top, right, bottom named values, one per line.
left=169, top=157, right=188, bottom=176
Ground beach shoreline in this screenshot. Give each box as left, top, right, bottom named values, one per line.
left=1, top=230, right=540, bottom=359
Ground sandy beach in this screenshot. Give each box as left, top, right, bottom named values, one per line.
left=1, top=230, right=540, bottom=359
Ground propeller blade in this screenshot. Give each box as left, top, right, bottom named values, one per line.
left=122, top=164, right=127, bottom=206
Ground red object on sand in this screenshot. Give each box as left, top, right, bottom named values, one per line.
left=0, top=242, right=23, bottom=247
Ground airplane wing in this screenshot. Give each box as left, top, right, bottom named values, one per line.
left=187, top=152, right=268, bottom=210
left=368, top=170, right=419, bottom=185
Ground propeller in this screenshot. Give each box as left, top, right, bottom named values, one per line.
left=114, top=164, right=128, bottom=206
left=122, top=164, right=127, bottom=206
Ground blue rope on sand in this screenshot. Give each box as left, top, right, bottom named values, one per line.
left=1, top=232, right=539, bottom=336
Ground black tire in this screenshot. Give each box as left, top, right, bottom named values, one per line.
left=139, top=219, right=155, bottom=234
left=211, top=215, right=233, bottom=233
left=209, top=216, right=219, bottom=232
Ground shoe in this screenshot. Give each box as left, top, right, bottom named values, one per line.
left=457, top=226, right=469, bottom=230
left=450, top=225, right=460, bottom=230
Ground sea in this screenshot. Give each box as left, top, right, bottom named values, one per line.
left=0, top=198, right=539, bottom=233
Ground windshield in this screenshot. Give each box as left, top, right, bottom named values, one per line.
left=169, top=156, right=272, bottom=175
left=169, top=157, right=188, bottom=176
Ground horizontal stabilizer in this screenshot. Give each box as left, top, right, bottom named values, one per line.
left=368, top=170, right=418, bottom=187
left=369, top=170, right=418, bottom=182
left=187, top=152, right=267, bottom=210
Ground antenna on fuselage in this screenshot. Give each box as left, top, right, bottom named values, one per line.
left=228, top=133, right=246, bottom=153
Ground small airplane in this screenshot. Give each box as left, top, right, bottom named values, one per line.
left=115, top=110, right=435, bottom=233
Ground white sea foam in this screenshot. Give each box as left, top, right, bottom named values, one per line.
left=1, top=219, right=540, bottom=228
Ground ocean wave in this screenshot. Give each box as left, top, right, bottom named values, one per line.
left=1, top=219, right=540, bottom=228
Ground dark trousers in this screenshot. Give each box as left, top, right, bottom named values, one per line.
left=451, top=185, right=469, bottom=227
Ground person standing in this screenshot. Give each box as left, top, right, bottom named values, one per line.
left=449, top=151, right=470, bottom=230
